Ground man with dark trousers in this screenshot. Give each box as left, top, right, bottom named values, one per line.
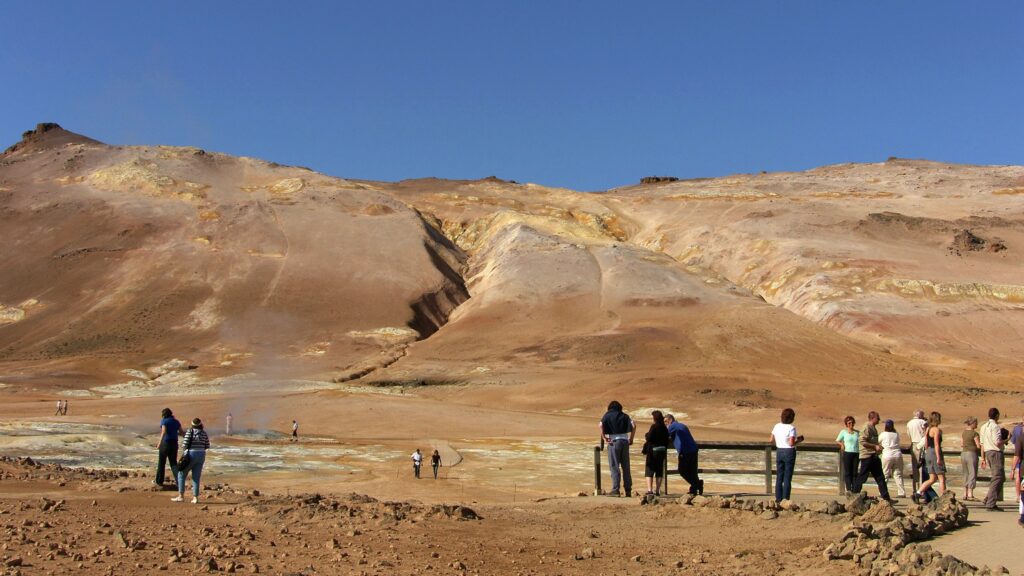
left=854, top=411, right=893, bottom=502
left=665, top=413, right=703, bottom=495
left=600, top=401, right=635, bottom=497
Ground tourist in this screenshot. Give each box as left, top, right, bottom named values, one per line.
left=879, top=419, right=906, bottom=498
left=665, top=413, right=702, bottom=495
left=770, top=408, right=803, bottom=502
left=643, top=410, right=670, bottom=496
left=906, top=410, right=927, bottom=493
left=600, top=400, right=635, bottom=497
left=960, top=416, right=981, bottom=501
left=1011, top=414, right=1023, bottom=505
left=980, top=407, right=1005, bottom=511
left=411, top=449, right=423, bottom=479
left=1012, top=426, right=1023, bottom=526
left=854, top=411, right=892, bottom=502
left=835, top=415, right=859, bottom=493
left=225, top=413, right=233, bottom=436
left=54, top=400, right=62, bottom=416
left=155, top=408, right=183, bottom=486
left=173, top=418, right=210, bottom=504
left=915, top=411, right=946, bottom=503
left=62, top=400, right=68, bottom=415
left=431, top=449, right=441, bottom=479
left=291, top=420, right=298, bottom=442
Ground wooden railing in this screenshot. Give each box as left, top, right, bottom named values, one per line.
left=593, top=442, right=1011, bottom=498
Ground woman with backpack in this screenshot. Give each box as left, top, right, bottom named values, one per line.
left=173, top=417, right=210, bottom=504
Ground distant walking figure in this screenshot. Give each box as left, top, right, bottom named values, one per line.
left=62, top=400, right=68, bottom=415
left=600, top=400, right=636, bottom=497
left=980, top=407, right=1005, bottom=511
left=665, top=413, right=703, bottom=495
left=431, top=449, right=441, bottom=479
left=770, top=408, right=804, bottom=502
left=411, top=449, right=423, bottom=479
left=835, top=416, right=859, bottom=493
left=173, top=418, right=210, bottom=504
left=291, top=420, right=298, bottom=442
left=225, top=413, right=233, bottom=436
left=961, top=416, right=981, bottom=501
left=55, top=400, right=62, bottom=416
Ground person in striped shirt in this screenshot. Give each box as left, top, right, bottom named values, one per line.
left=172, top=418, right=210, bottom=504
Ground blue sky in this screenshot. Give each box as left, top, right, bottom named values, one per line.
left=2, top=2, right=1021, bottom=190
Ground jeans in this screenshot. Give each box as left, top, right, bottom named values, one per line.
left=608, top=439, right=632, bottom=495
left=432, top=463, right=439, bottom=479
left=413, top=463, right=421, bottom=478
left=983, top=451, right=1004, bottom=509
left=855, top=454, right=891, bottom=499
left=678, top=452, right=701, bottom=494
left=841, top=452, right=859, bottom=492
left=775, top=448, right=796, bottom=502
left=176, top=449, right=206, bottom=497
left=156, top=443, right=178, bottom=485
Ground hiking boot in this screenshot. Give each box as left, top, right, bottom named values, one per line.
left=171, top=495, right=184, bottom=502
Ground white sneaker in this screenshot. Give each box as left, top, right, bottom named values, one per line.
left=171, top=495, right=184, bottom=502
left=190, top=496, right=198, bottom=504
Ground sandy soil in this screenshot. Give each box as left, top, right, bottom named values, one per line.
left=0, top=457, right=858, bottom=576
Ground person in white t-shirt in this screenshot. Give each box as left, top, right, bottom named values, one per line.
left=411, top=449, right=423, bottom=479
left=879, top=419, right=906, bottom=498
left=769, top=408, right=804, bottom=502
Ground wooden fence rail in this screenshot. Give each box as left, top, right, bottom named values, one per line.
left=593, top=441, right=1010, bottom=499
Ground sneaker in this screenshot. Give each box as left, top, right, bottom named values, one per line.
left=608, top=491, right=621, bottom=497
left=190, top=497, right=198, bottom=504
left=171, top=495, right=184, bottom=502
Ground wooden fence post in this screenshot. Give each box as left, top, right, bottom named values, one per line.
left=593, top=446, right=602, bottom=495
left=837, top=449, right=845, bottom=496
left=662, top=453, right=669, bottom=495
left=764, top=446, right=773, bottom=495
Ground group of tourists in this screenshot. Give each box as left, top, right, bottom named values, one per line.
left=411, top=448, right=442, bottom=479
left=787, top=406, right=1023, bottom=524
left=599, top=401, right=704, bottom=497
left=53, top=400, right=69, bottom=416
left=600, top=401, right=1024, bottom=528
left=155, top=408, right=211, bottom=503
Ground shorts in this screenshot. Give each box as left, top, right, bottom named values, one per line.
left=644, top=449, right=666, bottom=478
left=924, top=448, right=946, bottom=475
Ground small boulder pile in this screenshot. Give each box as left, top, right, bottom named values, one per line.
left=823, top=493, right=1001, bottom=575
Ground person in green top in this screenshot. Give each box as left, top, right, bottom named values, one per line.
left=836, top=415, right=860, bottom=493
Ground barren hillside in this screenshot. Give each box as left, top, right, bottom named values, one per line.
left=1, top=124, right=1022, bottom=411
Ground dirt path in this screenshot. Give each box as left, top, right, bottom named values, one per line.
left=931, top=503, right=1024, bottom=575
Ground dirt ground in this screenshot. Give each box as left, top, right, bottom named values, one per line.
left=0, top=457, right=857, bottom=576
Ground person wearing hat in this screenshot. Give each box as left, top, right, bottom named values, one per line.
left=173, top=417, right=211, bottom=504
left=878, top=418, right=906, bottom=498
left=960, top=416, right=981, bottom=501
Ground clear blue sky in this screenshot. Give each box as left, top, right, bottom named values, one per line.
left=2, top=2, right=1021, bottom=190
